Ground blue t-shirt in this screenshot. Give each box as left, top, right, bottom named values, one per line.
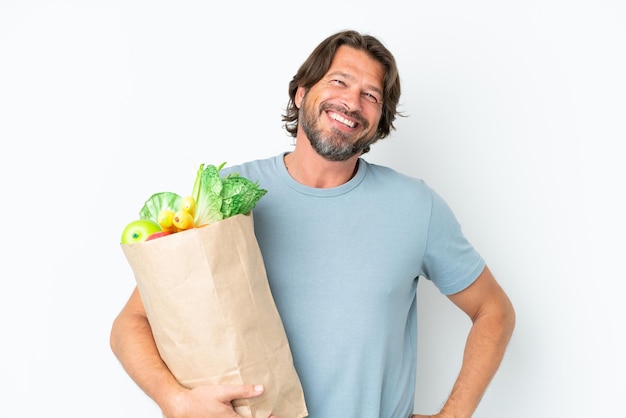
left=222, top=153, right=485, bottom=418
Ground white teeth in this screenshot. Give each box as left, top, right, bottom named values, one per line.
left=330, top=112, right=356, bottom=128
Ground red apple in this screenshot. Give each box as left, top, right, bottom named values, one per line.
left=146, top=230, right=174, bottom=241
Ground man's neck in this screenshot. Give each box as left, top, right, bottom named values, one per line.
left=283, top=140, right=359, bottom=188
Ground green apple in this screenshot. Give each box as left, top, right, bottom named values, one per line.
left=121, top=219, right=162, bottom=244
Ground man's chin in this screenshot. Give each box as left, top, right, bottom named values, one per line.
left=315, top=148, right=360, bottom=162
left=308, top=131, right=372, bottom=161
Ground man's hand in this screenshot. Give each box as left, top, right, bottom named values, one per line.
left=162, top=384, right=278, bottom=418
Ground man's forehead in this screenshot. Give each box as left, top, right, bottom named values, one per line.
left=326, top=46, right=385, bottom=90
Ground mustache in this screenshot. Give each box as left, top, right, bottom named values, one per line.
left=320, top=103, right=369, bottom=129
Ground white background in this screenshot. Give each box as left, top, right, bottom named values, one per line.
left=1, top=0, right=624, bottom=416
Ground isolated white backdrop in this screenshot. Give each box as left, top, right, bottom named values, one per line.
left=1, top=1, right=624, bottom=416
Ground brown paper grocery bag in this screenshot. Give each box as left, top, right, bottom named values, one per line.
left=121, top=213, right=308, bottom=418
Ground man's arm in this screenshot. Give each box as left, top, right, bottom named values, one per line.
left=109, top=287, right=273, bottom=418
left=413, top=266, right=516, bottom=418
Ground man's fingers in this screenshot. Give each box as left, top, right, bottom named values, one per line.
left=216, top=384, right=266, bottom=402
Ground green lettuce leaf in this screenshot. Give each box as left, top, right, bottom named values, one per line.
left=193, top=163, right=224, bottom=226
left=220, top=174, right=268, bottom=218
left=192, top=162, right=267, bottom=226
left=139, top=192, right=182, bottom=224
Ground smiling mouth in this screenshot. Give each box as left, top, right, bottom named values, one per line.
left=329, top=111, right=357, bottom=128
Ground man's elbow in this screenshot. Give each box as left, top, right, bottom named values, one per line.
left=498, top=294, right=516, bottom=342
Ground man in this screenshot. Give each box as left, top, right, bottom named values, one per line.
left=110, top=30, right=515, bottom=418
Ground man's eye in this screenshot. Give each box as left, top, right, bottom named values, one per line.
left=332, top=79, right=346, bottom=86
left=362, top=92, right=380, bottom=104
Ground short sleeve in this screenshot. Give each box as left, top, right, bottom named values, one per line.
left=421, top=188, right=485, bottom=295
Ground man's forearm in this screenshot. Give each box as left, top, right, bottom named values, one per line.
left=439, top=298, right=515, bottom=418
left=110, top=292, right=183, bottom=412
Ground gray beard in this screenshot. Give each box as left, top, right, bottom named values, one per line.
left=299, top=98, right=377, bottom=162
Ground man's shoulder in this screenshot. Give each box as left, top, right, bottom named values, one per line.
left=221, top=154, right=281, bottom=178
left=362, top=159, right=430, bottom=191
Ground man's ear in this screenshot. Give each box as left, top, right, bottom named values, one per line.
left=295, top=86, right=306, bottom=108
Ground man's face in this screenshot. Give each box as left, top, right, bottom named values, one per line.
left=296, top=45, right=385, bottom=161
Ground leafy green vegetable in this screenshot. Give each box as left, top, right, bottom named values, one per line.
left=193, top=163, right=224, bottom=226
left=193, top=162, right=267, bottom=226
left=191, top=163, right=204, bottom=203
left=220, top=174, right=268, bottom=218
left=139, top=192, right=182, bottom=224
left=135, top=163, right=267, bottom=229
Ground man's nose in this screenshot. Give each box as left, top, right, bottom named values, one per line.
left=340, top=88, right=362, bottom=112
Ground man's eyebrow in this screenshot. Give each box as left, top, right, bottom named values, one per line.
left=325, top=70, right=351, bottom=81
left=327, top=70, right=383, bottom=96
